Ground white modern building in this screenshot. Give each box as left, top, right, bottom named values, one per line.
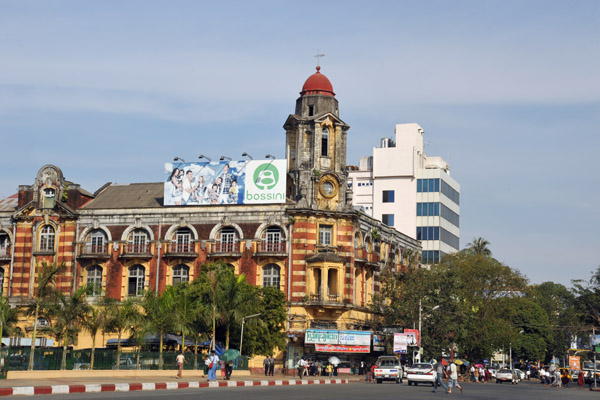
left=348, top=123, right=460, bottom=264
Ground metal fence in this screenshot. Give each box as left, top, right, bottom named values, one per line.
left=0, top=348, right=248, bottom=377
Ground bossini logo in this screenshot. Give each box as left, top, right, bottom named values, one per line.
left=245, top=160, right=286, bottom=203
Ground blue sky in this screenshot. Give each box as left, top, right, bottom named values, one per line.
left=1, top=1, right=598, bottom=285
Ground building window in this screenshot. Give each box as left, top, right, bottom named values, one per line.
left=382, top=190, right=395, bottom=203
left=321, top=128, right=329, bottom=157
left=86, top=229, right=107, bottom=254
left=86, top=265, right=103, bottom=296
left=308, top=105, right=314, bottom=116
left=382, top=214, right=394, bottom=227
left=0, top=267, right=4, bottom=295
left=128, top=265, right=145, bottom=297
left=263, top=264, right=280, bottom=289
left=422, top=250, right=440, bottom=264
left=441, top=180, right=460, bottom=205
left=217, top=227, right=237, bottom=252
left=0, top=233, right=9, bottom=257
left=417, top=178, right=440, bottom=193
left=417, top=202, right=440, bottom=217
left=440, top=204, right=460, bottom=228
left=172, top=264, right=190, bottom=286
left=127, top=229, right=149, bottom=253
left=416, top=226, right=440, bottom=241
left=261, top=226, right=284, bottom=252
left=42, top=188, right=55, bottom=209
left=39, top=225, right=55, bottom=252
left=173, top=227, right=192, bottom=253
left=319, top=225, right=333, bottom=246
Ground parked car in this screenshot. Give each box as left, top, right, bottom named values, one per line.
left=496, top=368, right=519, bottom=384
left=373, top=355, right=403, bottom=384
left=406, top=363, right=435, bottom=386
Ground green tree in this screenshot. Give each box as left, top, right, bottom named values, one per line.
left=49, top=285, right=91, bottom=370
left=102, top=297, right=138, bottom=370
left=242, top=286, right=287, bottom=356
left=27, top=261, right=66, bottom=371
left=216, top=270, right=256, bottom=349
left=142, top=288, right=177, bottom=369
left=81, top=304, right=105, bottom=370
left=464, top=237, right=492, bottom=257
left=0, top=296, right=20, bottom=340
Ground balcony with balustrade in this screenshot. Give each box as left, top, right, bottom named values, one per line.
left=257, top=240, right=287, bottom=256
left=209, top=240, right=241, bottom=257
left=0, top=245, right=11, bottom=260
left=121, top=242, right=153, bottom=258
left=165, top=241, right=197, bottom=257
left=79, top=243, right=110, bottom=259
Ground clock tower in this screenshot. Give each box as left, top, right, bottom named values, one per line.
left=284, top=66, right=351, bottom=211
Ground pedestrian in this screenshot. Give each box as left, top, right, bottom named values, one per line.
left=370, top=363, right=376, bottom=383
left=225, top=361, right=233, bottom=380
left=326, top=363, right=333, bottom=377
left=561, top=370, right=569, bottom=388
left=176, top=351, right=186, bottom=379
left=429, top=359, right=449, bottom=393
left=360, top=360, right=365, bottom=375
left=268, top=355, right=275, bottom=376
left=474, top=366, right=479, bottom=383
left=365, top=362, right=371, bottom=382
left=578, top=370, right=585, bottom=389
left=297, top=357, right=306, bottom=379
left=207, top=350, right=219, bottom=381
left=526, top=368, right=531, bottom=381
left=447, top=362, right=463, bottom=394
left=264, top=356, right=270, bottom=376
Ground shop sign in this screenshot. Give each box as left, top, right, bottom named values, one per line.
left=305, top=329, right=339, bottom=344
left=393, top=333, right=408, bottom=354
left=373, top=334, right=386, bottom=352
left=338, top=330, right=371, bottom=346
left=315, top=344, right=370, bottom=353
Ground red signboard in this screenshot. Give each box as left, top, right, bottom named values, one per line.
left=404, top=329, right=420, bottom=347
left=315, top=344, right=370, bottom=353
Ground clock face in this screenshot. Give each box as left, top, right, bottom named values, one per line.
left=319, top=177, right=337, bottom=198
left=322, top=181, right=334, bottom=196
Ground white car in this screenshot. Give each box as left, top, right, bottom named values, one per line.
left=406, top=363, right=435, bottom=386
left=496, top=368, right=519, bottom=384
left=373, top=356, right=403, bottom=384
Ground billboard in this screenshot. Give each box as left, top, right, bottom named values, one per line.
left=393, top=333, right=408, bottom=354
left=405, top=329, right=420, bottom=347
left=164, top=159, right=286, bottom=206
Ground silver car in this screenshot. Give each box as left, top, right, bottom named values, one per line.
left=406, top=363, right=435, bottom=386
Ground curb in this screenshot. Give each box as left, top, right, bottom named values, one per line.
left=0, top=378, right=349, bottom=396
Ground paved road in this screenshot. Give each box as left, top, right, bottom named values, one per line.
left=25, top=380, right=600, bottom=400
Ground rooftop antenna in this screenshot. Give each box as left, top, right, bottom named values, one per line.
left=314, top=52, right=325, bottom=67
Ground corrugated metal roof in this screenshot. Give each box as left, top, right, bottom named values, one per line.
left=83, top=182, right=164, bottom=209
left=0, top=194, right=18, bottom=212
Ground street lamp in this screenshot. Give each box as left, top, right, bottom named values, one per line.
left=239, top=313, right=261, bottom=357
left=242, top=152, right=253, bottom=160
left=265, top=154, right=276, bottom=160
left=417, top=300, right=440, bottom=363
left=220, top=156, right=232, bottom=161
left=173, top=156, right=185, bottom=162
left=198, top=154, right=212, bottom=162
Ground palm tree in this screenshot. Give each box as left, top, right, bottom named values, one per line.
left=102, top=297, right=138, bottom=370
left=81, top=303, right=105, bottom=370
left=49, top=285, right=90, bottom=370
left=465, top=237, right=492, bottom=257
left=0, top=296, right=20, bottom=340
left=28, top=261, right=66, bottom=371
left=141, top=288, right=176, bottom=369
left=172, top=283, right=195, bottom=352
left=217, top=272, right=254, bottom=349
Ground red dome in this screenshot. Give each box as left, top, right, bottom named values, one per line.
left=301, top=66, right=335, bottom=97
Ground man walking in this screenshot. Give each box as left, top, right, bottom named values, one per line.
left=207, top=350, right=219, bottom=381
left=176, top=351, right=186, bottom=379
left=264, top=357, right=270, bottom=376
left=448, top=362, right=463, bottom=394
left=268, top=355, right=275, bottom=376
left=429, top=359, right=449, bottom=393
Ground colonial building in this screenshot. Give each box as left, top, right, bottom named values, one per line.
left=0, top=67, right=420, bottom=369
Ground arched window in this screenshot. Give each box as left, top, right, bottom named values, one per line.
left=128, top=265, right=145, bottom=297
left=39, top=225, right=55, bottom=252
left=217, top=227, right=237, bottom=253
left=172, top=264, right=190, bottom=286
left=261, top=226, right=284, bottom=252
left=127, top=229, right=149, bottom=253
left=263, top=264, right=280, bottom=289
left=86, top=265, right=103, bottom=296
left=0, top=233, right=9, bottom=256
left=173, top=227, right=192, bottom=253
left=0, top=267, right=4, bottom=295
left=43, top=188, right=55, bottom=208
left=86, top=229, right=108, bottom=254
left=321, top=127, right=329, bottom=157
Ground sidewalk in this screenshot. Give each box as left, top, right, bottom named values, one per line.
left=0, top=372, right=351, bottom=396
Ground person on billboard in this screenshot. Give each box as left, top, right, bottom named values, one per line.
left=182, top=170, right=200, bottom=205
left=208, top=183, right=220, bottom=205
left=228, top=180, right=239, bottom=204
left=166, top=168, right=183, bottom=205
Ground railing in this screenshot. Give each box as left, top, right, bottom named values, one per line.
left=124, top=243, right=150, bottom=254
left=81, top=243, right=109, bottom=255
left=168, top=242, right=195, bottom=254
left=308, top=294, right=340, bottom=303
left=259, top=241, right=286, bottom=253
left=213, top=241, right=238, bottom=253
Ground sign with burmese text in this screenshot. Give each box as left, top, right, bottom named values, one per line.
left=164, top=159, right=286, bottom=206
left=306, top=329, right=372, bottom=353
